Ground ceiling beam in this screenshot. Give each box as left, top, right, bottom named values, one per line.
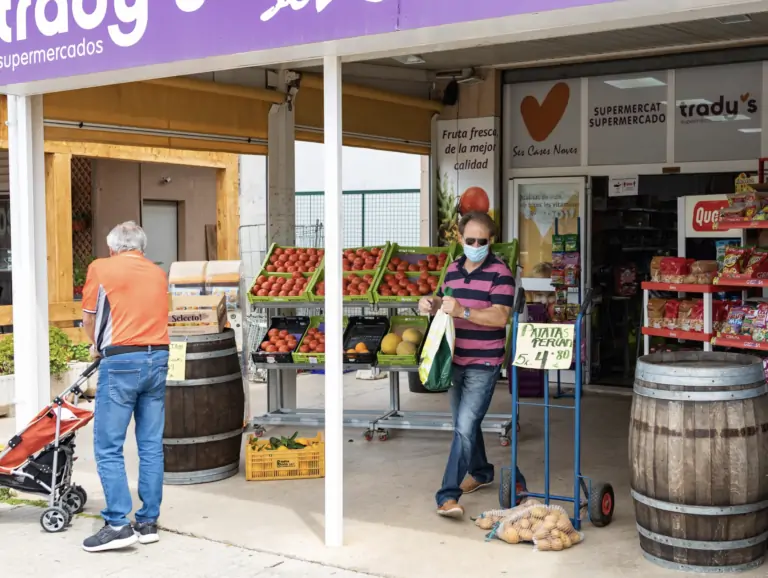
left=145, top=76, right=285, bottom=104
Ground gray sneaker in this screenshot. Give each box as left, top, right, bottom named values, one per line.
left=133, top=521, right=160, bottom=544
left=82, top=524, right=138, bottom=552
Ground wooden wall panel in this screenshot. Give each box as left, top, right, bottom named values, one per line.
left=45, top=153, right=73, bottom=303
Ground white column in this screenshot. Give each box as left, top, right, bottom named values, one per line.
left=323, top=54, right=344, bottom=548
left=267, top=83, right=297, bottom=411
left=7, top=95, right=50, bottom=429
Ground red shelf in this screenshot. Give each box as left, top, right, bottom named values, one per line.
left=642, top=282, right=720, bottom=293
left=642, top=327, right=713, bottom=342
left=716, top=221, right=768, bottom=230
left=714, top=278, right=768, bottom=288
left=712, top=336, right=768, bottom=351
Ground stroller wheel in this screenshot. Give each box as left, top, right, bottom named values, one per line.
left=72, top=485, right=88, bottom=508
left=60, top=489, right=85, bottom=515
left=40, top=506, right=70, bottom=533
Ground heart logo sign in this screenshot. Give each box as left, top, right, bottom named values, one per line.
left=741, top=93, right=751, bottom=103
left=520, top=82, right=570, bottom=142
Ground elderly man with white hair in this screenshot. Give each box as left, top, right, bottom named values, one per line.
left=80, top=221, right=170, bottom=552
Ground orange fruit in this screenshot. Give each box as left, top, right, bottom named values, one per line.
left=346, top=349, right=357, bottom=355
left=355, top=342, right=369, bottom=353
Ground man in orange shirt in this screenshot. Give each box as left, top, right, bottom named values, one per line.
left=81, top=221, right=170, bottom=553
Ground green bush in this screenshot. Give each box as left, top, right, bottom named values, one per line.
left=0, top=327, right=91, bottom=378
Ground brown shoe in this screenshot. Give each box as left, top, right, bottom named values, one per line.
left=460, top=476, right=492, bottom=495
left=437, top=500, right=464, bottom=519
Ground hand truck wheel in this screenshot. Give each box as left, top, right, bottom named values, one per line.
left=377, top=430, right=390, bottom=442
left=588, top=481, right=615, bottom=527
left=498, top=468, right=527, bottom=509
left=363, top=430, right=373, bottom=442
left=499, top=436, right=510, bottom=447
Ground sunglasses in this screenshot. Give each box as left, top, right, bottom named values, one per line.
left=464, top=238, right=489, bottom=247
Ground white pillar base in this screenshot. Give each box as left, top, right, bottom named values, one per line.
left=7, top=95, right=51, bottom=430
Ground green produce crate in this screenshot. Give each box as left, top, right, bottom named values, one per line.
left=247, top=270, right=321, bottom=303
left=342, top=243, right=391, bottom=273
left=454, top=240, right=519, bottom=273
left=383, top=243, right=456, bottom=274
left=254, top=242, right=324, bottom=278
left=307, top=245, right=392, bottom=303
left=372, top=269, right=449, bottom=304
left=291, top=315, right=349, bottom=365
left=376, top=315, right=430, bottom=367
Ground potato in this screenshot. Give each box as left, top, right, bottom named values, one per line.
left=475, top=517, right=495, bottom=530
left=568, top=531, right=581, bottom=545
left=556, top=516, right=573, bottom=532
left=519, top=529, right=534, bottom=542
left=542, top=520, right=557, bottom=531
left=534, top=529, right=550, bottom=541
left=544, top=514, right=559, bottom=525
left=536, top=539, right=551, bottom=552
left=560, top=532, right=573, bottom=548
left=550, top=538, right=564, bottom=551
left=517, top=518, right=531, bottom=530
left=498, top=525, right=520, bottom=544
left=530, top=506, right=548, bottom=519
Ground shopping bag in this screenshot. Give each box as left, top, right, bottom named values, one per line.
left=418, top=290, right=455, bottom=392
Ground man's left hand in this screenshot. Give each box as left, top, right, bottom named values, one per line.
left=90, top=345, right=102, bottom=360
left=441, top=296, right=464, bottom=318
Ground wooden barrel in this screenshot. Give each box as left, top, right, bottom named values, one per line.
left=163, top=329, right=245, bottom=485
left=630, top=351, right=768, bottom=573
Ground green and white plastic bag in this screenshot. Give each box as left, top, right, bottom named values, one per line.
left=418, top=290, right=455, bottom=392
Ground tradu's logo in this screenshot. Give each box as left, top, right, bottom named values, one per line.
left=679, top=93, right=758, bottom=120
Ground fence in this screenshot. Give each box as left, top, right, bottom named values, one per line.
left=295, top=189, right=421, bottom=247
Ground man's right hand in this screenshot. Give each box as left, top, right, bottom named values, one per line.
left=419, top=296, right=440, bottom=315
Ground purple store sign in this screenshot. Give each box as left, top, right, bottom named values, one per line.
left=0, top=0, right=618, bottom=86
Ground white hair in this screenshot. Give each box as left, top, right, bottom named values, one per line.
left=106, top=221, right=148, bottom=254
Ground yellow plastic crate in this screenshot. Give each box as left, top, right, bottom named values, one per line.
left=245, top=433, right=325, bottom=481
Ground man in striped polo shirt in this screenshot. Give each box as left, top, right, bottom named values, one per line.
left=419, top=211, right=527, bottom=518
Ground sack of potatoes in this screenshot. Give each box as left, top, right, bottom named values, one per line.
left=474, top=498, right=542, bottom=530
left=486, top=504, right=584, bottom=551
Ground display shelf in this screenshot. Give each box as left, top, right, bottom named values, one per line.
left=716, top=221, right=768, bottom=230
left=641, top=327, right=712, bottom=342
left=641, top=282, right=720, bottom=293
left=252, top=362, right=418, bottom=372
left=711, top=336, right=768, bottom=351
left=251, top=301, right=420, bottom=311
left=713, top=278, right=768, bottom=288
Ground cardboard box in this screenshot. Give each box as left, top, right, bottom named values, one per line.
left=168, top=295, right=227, bottom=336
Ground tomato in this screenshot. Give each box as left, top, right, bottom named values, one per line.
left=397, top=289, right=409, bottom=297
left=278, top=345, right=290, bottom=353
left=309, top=340, right=319, bottom=349
left=299, top=345, right=310, bottom=353
left=316, top=344, right=325, bottom=353
left=266, top=265, right=276, bottom=273
left=266, top=345, right=277, bottom=353
left=459, top=186, right=490, bottom=214
left=261, top=341, right=271, bottom=350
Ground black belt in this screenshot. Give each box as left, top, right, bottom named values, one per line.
left=103, top=345, right=169, bottom=357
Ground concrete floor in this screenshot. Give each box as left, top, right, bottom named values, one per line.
left=1, top=374, right=764, bottom=578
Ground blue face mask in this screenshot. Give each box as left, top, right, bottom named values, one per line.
left=464, top=243, right=489, bottom=263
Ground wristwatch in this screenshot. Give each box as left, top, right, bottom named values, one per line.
left=463, top=308, right=471, bottom=320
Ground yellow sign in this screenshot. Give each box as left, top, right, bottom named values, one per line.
left=167, top=342, right=187, bottom=381
left=513, top=323, right=575, bottom=370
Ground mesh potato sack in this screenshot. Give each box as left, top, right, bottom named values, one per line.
left=485, top=502, right=584, bottom=551
left=474, top=499, right=542, bottom=530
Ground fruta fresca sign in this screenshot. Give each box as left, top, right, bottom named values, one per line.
left=0, top=0, right=620, bottom=87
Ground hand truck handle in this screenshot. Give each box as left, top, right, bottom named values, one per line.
left=513, top=286, right=526, bottom=315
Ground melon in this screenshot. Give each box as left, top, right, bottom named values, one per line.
left=381, top=333, right=402, bottom=355
left=396, top=341, right=417, bottom=356
left=402, top=328, right=423, bottom=345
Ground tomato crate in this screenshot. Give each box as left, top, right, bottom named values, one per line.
left=373, top=270, right=448, bottom=304
left=455, top=240, right=519, bottom=273
left=247, top=243, right=324, bottom=303
left=245, top=433, right=325, bottom=481
left=252, top=316, right=309, bottom=364
left=307, top=266, right=385, bottom=304
left=376, top=315, right=430, bottom=367
left=343, top=316, right=390, bottom=364
left=341, top=244, right=391, bottom=273
left=383, top=243, right=456, bottom=274
left=291, top=316, right=349, bottom=365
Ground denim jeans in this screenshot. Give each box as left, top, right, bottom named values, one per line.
left=93, top=349, right=169, bottom=527
left=436, top=364, right=526, bottom=506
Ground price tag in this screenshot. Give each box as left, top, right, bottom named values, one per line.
left=513, top=323, right=575, bottom=370
left=167, top=342, right=187, bottom=381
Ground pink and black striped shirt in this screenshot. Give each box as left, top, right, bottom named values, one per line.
left=438, top=254, right=515, bottom=369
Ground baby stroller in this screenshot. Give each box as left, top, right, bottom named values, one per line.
left=0, top=359, right=100, bottom=533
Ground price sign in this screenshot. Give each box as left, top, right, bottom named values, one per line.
left=513, top=323, right=575, bottom=370
left=167, top=342, right=187, bottom=381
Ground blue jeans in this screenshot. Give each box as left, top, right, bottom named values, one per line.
left=436, top=364, right=526, bottom=506
left=93, top=350, right=169, bottom=527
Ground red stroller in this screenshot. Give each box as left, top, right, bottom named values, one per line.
left=0, top=360, right=99, bottom=532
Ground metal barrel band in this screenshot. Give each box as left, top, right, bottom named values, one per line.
left=636, top=359, right=763, bottom=379
left=632, top=384, right=768, bottom=402
left=166, top=372, right=243, bottom=387
left=184, top=347, right=238, bottom=361
left=637, top=524, right=768, bottom=550
left=162, top=428, right=243, bottom=446
left=634, top=368, right=764, bottom=388
left=642, top=552, right=765, bottom=574
left=163, top=462, right=238, bottom=486
left=631, top=489, right=768, bottom=515
left=170, top=331, right=235, bottom=344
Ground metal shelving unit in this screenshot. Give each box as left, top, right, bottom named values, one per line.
left=250, top=301, right=513, bottom=443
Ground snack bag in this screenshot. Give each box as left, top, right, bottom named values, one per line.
left=689, top=301, right=704, bottom=332
left=564, top=235, right=579, bottom=253
left=564, top=266, right=580, bottom=287
left=716, top=240, right=741, bottom=271
left=664, top=300, right=680, bottom=330
left=721, top=247, right=752, bottom=277
left=712, top=300, right=727, bottom=332
left=750, top=303, right=768, bottom=342
left=745, top=249, right=768, bottom=277
left=552, top=235, right=565, bottom=253
left=650, top=256, right=664, bottom=282
left=552, top=253, right=565, bottom=268
left=677, top=300, right=695, bottom=331
left=551, top=269, right=565, bottom=286
left=647, top=298, right=666, bottom=329
left=660, top=258, right=690, bottom=283
left=721, top=306, right=747, bottom=335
